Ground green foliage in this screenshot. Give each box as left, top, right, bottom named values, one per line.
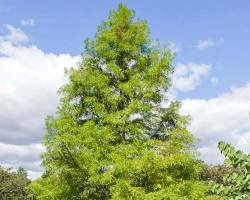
left=211, top=141, right=250, bottom=199
left=30, top=4, right=217, bottom=199
left=0, top=166, right=31, bottom=200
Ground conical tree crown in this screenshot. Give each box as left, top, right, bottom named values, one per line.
left=62, top=4, right=176, bottom=141
left=30, top=4, right=209, bottom=200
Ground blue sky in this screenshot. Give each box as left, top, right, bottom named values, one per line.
left=0, top=1, right=250, bottom=178
left=1, top=0, right=250, bottom=98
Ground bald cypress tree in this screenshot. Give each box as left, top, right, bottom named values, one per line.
left=30, top=4, right=219, bottom=200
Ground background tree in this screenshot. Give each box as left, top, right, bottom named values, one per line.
left=200, top=164, right=240, bottom=184
left=0, top=166, right=31, bottom=200
left=30, top=4, right=219, bottom=199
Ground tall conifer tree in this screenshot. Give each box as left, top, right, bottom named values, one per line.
left=30, top=4, right=218, bottom=200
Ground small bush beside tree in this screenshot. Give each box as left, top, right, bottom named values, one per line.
left=211, top=141, right=250, bottom=200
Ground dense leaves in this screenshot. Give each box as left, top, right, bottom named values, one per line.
left=0, top=166, right=31, bottom=200
left=29, top=4, right=219, bottom=199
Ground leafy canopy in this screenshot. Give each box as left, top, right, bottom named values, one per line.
left=30, top=4, right=218, bottom=200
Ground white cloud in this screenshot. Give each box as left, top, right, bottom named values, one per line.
left=0, top=142, right=45, bottom=179
left=0, top=25, right=80, bottom=179
left=1, top=24, right=29, bottom=44
left=181, top=82, right=250, bottom=164
left=195, top=39, right=224, bottom=50
left=172, top=63, right=211, bottom=92
left=21, top=18, right=34, bottom=26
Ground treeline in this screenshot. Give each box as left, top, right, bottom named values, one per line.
left=0, top=167, right=32, bottom=200
left=1, top=157, right=246, bottom=199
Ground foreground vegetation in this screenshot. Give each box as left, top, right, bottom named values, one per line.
left=211, top=142, right=250, bottom=199
left=1, top=4, right=249, bottom=200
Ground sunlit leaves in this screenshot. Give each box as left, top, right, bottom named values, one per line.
left=29, top=3, right=216, bottom=200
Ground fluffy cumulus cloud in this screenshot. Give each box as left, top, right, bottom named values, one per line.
left=0, top=25, right=79, bottom=179
left=172, top=63, right=211, bottom=92
left=195, top=39, right=224, bottom=50
left=181, top=82, right=250, bottom=163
